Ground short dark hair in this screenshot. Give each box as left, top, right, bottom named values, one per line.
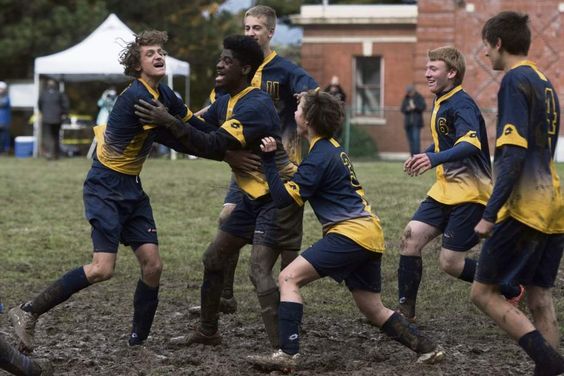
left=223, top=35, right=264, bottom=81
left=119, top=30, right=168, bottom=78
left=301, top=90, right=344, bottom=139
left=481, top=11, right=531, bottom=56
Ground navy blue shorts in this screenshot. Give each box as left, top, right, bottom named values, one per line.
left=223, top=178, right=242, bottom=205
left=221, top=189, right=303, bottom=251
left=412, top=197, right=484, bottom=251
left=83, top=166, right=158, bottom=253
left=475, top=218, right=563, bottom=288
left=302, top=233, right=382, bottom=293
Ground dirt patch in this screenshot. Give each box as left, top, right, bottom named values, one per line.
left=1, top=283, right=536, bottom=376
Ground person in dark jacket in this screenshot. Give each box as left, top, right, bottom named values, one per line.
left=400, top=84, right=426, bottom=155
left=38, top=79, right=69, bottom=160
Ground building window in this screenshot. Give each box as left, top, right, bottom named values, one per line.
left=354, top=56, right=382, bottom=117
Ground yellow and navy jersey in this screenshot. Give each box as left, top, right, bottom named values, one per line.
left=427, top=86, right=492, bottom=205
left=211, top=51, right=318, bottom=163
left=282, top=137, right=384, bottom=253
left=202, top=86, right=296, bottom=199
left=93, top=79, right=192, bottom=175
left=494, top=61, right=562, bottom=233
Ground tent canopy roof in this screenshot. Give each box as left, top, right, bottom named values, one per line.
left=34, top=13, right=189, bottom=81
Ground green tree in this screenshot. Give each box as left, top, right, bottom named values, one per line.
left=0, top=0, right=108, bottom=78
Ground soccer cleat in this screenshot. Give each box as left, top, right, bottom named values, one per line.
left=33, top=358, right=54, bottom=376
left=169, top=327, right=221, bottom=347
left=416, top=345, right=445, bottom=364
left=247, top=349, right=300, bottom=372
left=507, top=284, right=526, bottom=307
left=188, top=296, right=238, bottom=315
left=9, top=305, right=38, bottom=352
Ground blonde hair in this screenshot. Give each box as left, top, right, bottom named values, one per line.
left=427, top=46, right=466, bottom=86
left=245, top=5, right=277, bottom=31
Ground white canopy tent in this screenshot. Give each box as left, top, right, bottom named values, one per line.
left=33, top=13, right=190, bottom=156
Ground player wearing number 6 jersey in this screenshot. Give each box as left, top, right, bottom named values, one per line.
left=246, top=91, right=444, bottom=372
left=471, top=11, right=564, bottom=375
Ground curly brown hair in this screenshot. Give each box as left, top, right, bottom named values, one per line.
left=301, top=90, right=344, bottom=139
left=119, top=30, right=168, bottom=78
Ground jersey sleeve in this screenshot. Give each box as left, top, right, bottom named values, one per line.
left=220, top=102, right=276, bottom=147
left=283, top=153, right=325, bottom=206
left=453, top=102, right=483, bottom=150
left=495, top=74, right=529, bottom=149
left=289, top=65, right=319, bottom=94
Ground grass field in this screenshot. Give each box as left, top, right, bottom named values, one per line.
left=0, top=157, right=562, bottom=375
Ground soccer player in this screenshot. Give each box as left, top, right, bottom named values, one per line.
left=135, top=35, right=297, bottom=348
left=191, top=5, right=319, bottom=316
left=471, top=11, right=564, bottom=375
left=246, top=91, right=444, bottom=372
left=0, top=333, right=52, bottom=375
left=397, top=46, right=495, bottom=323
left=9, top=30, right=204, bottom=351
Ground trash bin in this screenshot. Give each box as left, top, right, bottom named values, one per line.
left=14, top=136, right=35, bottom=158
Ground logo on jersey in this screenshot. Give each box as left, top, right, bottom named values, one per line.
left=504, top=127, right=513, bottom=135
left=287, top=182, right=299, bottom=191
left=469, top=131, right=477, bottom=138
left=438, top=117, right=449, bottom=135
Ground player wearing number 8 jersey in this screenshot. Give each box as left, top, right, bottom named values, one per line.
left=472, top=11, right=564, bottom=375
left=246, top=91, right=444, bottom=372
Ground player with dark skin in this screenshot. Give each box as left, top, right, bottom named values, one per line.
left=190, top=5, right=318, bottom=316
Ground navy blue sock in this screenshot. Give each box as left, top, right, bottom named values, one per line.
left=518, top=330, right=564, bottom=374
left=458, top=258, right=476, bottom=283
left=397, top=255, right=422, bottom=318
left=24, top=267, right=91, bottom=315
left=0, top=333, right=39, bottom=375
left=131, top=279, right=159, bottom=341
left=381, top=312, right=435, bottom=354
left=278, top=301, right=303, bottom=355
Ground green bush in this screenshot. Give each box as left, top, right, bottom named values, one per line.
left=345, top=123, right=379, bottom=159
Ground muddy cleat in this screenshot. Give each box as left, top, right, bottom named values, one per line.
left=9, top=305, right=38, bottom=352
left=169, top=327, right=221, bottom=347
left=188, top=296, right=238, bottom=315
left=247, top=349, right=300, bottom=372
left=507, top=284, right=526, bottom=307
left=417, top=345, right=445, bottom=364
left=33, top=358, right=54, bottom=376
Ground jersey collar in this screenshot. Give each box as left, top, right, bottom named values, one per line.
left=251, top=51, right=277, bottom=88
left=138, top=78, right=160, bottom=100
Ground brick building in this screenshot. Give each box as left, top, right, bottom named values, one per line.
left=291, top=0, right=564, bottom=160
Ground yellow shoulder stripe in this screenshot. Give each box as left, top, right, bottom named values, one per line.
left=455, top=130, right=481, bottom=149
left=496, top=124, right=528, bottom=149
left=284, top=181, right=304, bottom=206
left=221, top=119, right=246, bottom=147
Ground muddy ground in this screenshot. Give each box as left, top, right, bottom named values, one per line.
left=0, top=279, right=547, bottom=376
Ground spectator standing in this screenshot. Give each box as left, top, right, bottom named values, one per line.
left=38, top=79, right=69, bottom=160
left=324, top=75, right=346, bottom=104
left=0, top=81, right=11, bottom=155
left=400, top=84, right=426, bottom=155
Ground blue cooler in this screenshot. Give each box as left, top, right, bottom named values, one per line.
left=15, top=136, right=35, bottom=158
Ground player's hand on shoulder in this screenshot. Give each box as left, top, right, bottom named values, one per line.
left=260, top=137, right=277, bottom=153
left=135, top=98, right=177, bottom=127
